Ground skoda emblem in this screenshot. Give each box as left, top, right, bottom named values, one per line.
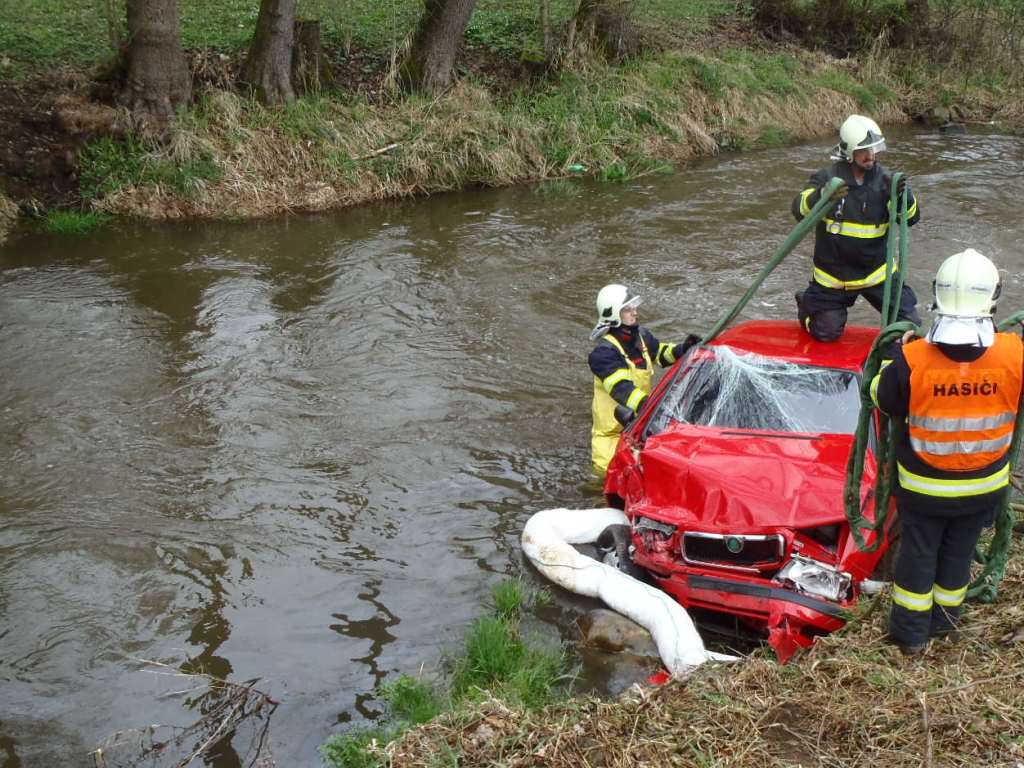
left=725, top=536, right=744, bottom=554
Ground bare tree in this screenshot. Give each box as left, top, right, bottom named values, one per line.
left=121, top=0, right=190, bottom=132
left=243, top=0, right=297, bottom=105
left=400, top=0, right=479, bottom=92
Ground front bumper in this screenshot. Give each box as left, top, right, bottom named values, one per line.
left=637, top=559, right=849, bottom=663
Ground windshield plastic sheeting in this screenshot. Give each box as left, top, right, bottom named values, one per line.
left=646, top=346, right=861, bottom=437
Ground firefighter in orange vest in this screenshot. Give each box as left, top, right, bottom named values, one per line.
left=871, top=249, right=1022, bottom=655
left=588, top=284, right=699, bottom=475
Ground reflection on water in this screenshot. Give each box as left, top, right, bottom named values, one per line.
left=2, top=128, right=1023, bottom=764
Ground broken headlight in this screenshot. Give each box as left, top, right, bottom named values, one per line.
left=777, top=554, right=851, bottom=602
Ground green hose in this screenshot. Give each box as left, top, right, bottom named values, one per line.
left=843, top=173, right=911, bottom=552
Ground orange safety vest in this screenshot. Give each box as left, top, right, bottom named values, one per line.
left=904, top=333, right=1024, bottom=472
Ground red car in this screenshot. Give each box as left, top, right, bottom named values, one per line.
left=603, top=320, right=895, bottom=662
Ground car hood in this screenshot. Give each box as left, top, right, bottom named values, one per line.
left=633, top=425, right=858, bottom=530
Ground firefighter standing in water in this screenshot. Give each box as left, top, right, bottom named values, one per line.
left=793, top=114, right=922, bottom=342
left=588, top=284, right=698, bottom=475
left=872, top=249, right=1023, bottom=655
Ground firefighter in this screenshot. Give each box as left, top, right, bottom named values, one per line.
left=792, top=114, right=922, bottom=342
left=588, top=284, right=699, bottom=475
left=871, top=249, right=1023, bottom=655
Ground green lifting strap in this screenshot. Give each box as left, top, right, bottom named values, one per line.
left=843, top=173, right=912, bottom=553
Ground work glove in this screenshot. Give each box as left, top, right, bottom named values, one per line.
left=614, top=404, right=637, bottom=428
left=883, top=174, right=909, bottom=197
left=672, top=333, right=702, bottom=360
left=820, top=182, right=849, bottom=202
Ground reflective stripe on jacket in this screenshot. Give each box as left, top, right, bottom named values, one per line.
left=591, top=334, right=653, bottom=475
left=792, top=161, right=919, bottom=290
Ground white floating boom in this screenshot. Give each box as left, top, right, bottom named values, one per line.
left=521, top=507, right=737, bottom=676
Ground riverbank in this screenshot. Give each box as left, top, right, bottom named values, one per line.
left=1, top=4, right=1023, bottom=243
left=375, top=563, right=1024, bottom=768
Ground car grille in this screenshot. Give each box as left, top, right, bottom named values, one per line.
left=683, top=532, right=785, bottom=568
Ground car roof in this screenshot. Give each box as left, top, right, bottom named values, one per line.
left=708, top=320, right=876, bottom=372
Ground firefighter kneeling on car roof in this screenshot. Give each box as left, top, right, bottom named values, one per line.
left=871, top=248, right=1023, bottom=656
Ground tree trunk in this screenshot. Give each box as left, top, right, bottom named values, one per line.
left=122, top=0, right=190, bottom=134
left=243, top=0, right=297, bottom=105
left=571, top=0, right=636, bottom=60
left=400, top=0, right=479, bottom=92
left=539, top=0, right=552, bottom=61
left=292, top=19, right=327, bottom=94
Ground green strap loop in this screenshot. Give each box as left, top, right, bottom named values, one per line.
left=844, top=175, right=913, bottom=552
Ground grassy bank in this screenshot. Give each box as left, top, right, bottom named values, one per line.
left=381, top=563, right=1024, bottom=767
left=75, top=48, right=908, bottom=220
left=322, top=579, right=571, bottom=768
left=2, top=1, right=1023, bottom=227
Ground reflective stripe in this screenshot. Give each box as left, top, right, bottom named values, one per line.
left=821, top=218, right=889, bottom=239
left=869, top=360, right=891, bottom=408
left=933, top=583, right=967, bottom=607
left=799, top=187, right=816, bottom=217
left=897, top=462, right=1010, bottom=497
left=909, top=433, right=1013, bottom=456
left=889, top=197, right=919, bottom=220
left=813, top=258, right=895, bottom=290
left=893, top=584, right=933, bottom=611
left=626, top=388, right=646, bottom=411
left=602, top=368, right=630, bottom=394
left=908, top=411, right=1017, bottom=432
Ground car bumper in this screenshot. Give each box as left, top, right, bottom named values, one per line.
left=638, top=560, right=849, bottom=663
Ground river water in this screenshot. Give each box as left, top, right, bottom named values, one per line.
left=2, top=127, right=1023, bottom=766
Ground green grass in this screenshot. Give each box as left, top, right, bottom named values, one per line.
left=78, top=135, right=222, bottom=200
left=322, top=579, right=566, bottom=768
left=0, top=0, right=739, bottom=70
left=757, top=125, right=790, bottom=147
left=43, top=209, right=112, bottom=234
left=811, top=70, right=898, bottom=113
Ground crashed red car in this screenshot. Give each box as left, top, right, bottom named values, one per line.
left=604, top=319, right=895, bottom=662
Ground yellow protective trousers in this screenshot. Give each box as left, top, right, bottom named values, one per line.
left=591, top=334, right=653, bottom=475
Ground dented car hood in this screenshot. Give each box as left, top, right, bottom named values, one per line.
left=633, top=424, right=855, bottom=530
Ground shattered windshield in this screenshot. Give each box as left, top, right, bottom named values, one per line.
left=645, top=346, right=861, bottom=437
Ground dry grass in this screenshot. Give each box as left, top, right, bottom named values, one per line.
left=91, top=49, right=919, bottom=222
left=380, top=562, right=1024, bottom=768
left=0, top=192, right=18, bottom=243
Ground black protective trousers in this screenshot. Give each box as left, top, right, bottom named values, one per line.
left=889, top=504, right=994, bottom=647
left=798, top=279, right=921, bottom=342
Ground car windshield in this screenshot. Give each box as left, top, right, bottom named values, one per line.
left=645, top=345, right=862, bottom=436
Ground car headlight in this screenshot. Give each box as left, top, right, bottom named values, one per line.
left=777, top=554, right=851, bottom=602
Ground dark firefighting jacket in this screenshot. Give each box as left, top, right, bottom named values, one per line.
left=792, top=161, right=920, bottom=290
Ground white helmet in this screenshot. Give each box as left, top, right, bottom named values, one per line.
left=590, top=283, right=641, bottom=339
left=836, top=115, right=886, bottom=161
left=928, top=248, right=1001, bottom=346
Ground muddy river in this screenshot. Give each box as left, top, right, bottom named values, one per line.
left=2, top=127, right=1023, bottom=765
